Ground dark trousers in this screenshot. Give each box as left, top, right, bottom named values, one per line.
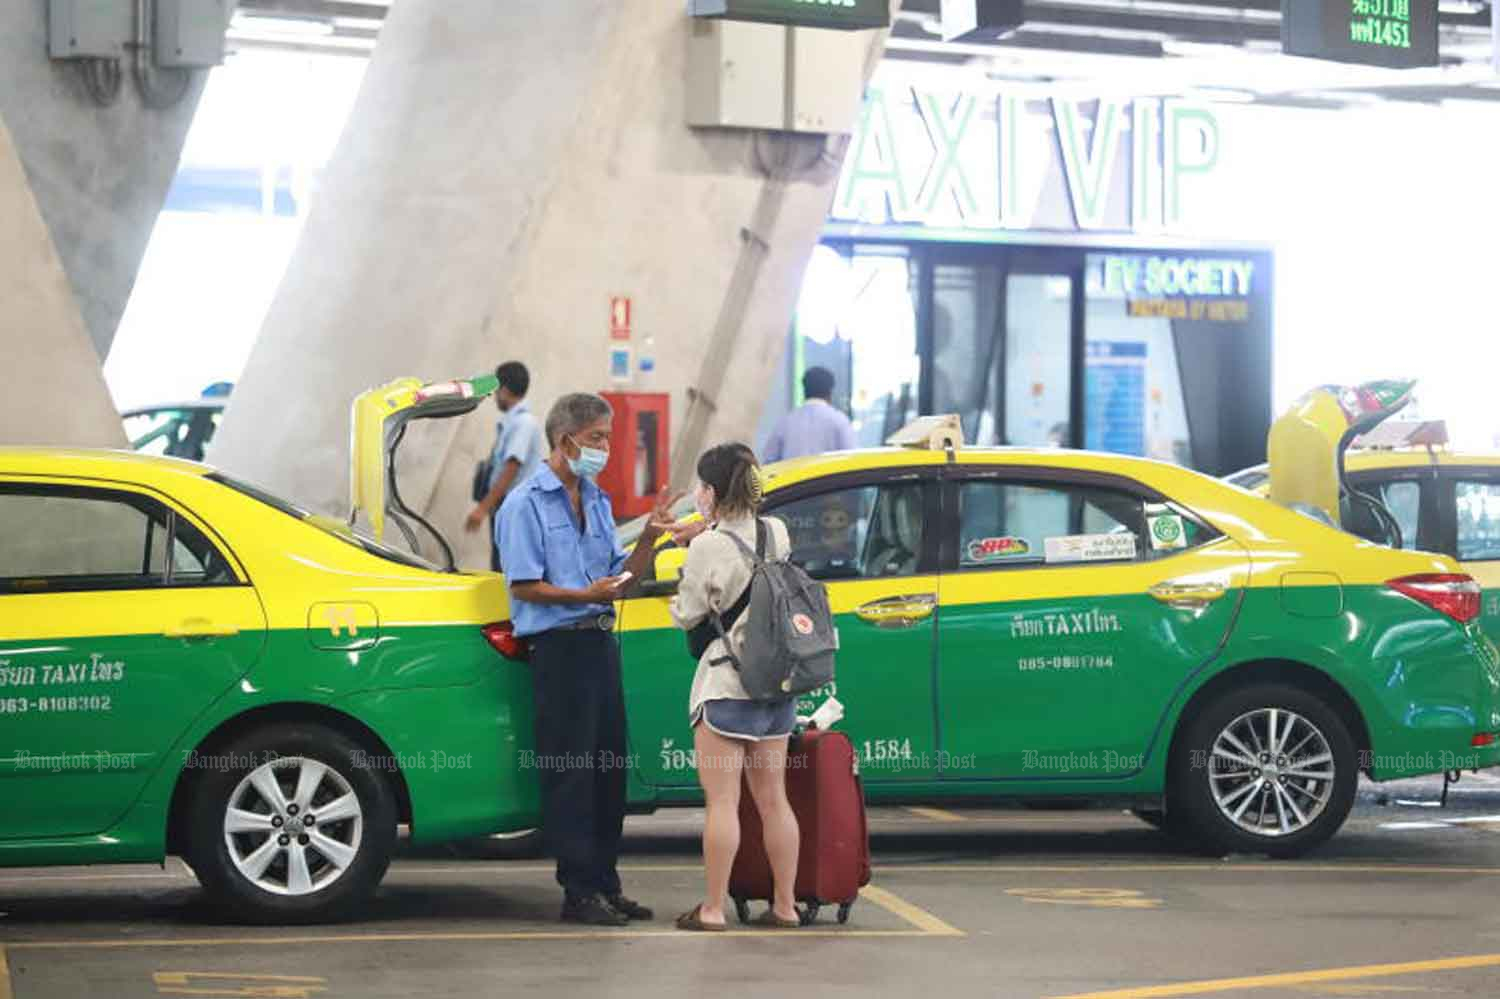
left=489, top=512, right=501, bottom=572
left=529, top=629, right=627, bottom=900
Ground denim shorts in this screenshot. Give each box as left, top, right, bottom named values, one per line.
left=693, top=696, right=797, bottom=741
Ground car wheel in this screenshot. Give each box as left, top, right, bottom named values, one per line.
left=444, top=828, right=544, bottom=860
left=1171, top=683, right=1356, bottom=858
left=185, top=725, right=398, bottom=924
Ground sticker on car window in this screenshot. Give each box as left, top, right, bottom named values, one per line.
left=965, top=536, right=1031, bottom=563
left=1148, top=514, right=1187, bottom=551
left=1044, top=533, right=1137, bottom=564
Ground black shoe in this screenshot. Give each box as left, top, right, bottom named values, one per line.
left=605, top=893, right=654, bottom=921
left=561, top=894, right=629, bottom=926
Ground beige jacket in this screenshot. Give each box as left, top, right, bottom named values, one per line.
left=669, top=514, right=791, bottom=719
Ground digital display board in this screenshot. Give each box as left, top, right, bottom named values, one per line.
left=690, top=0, right=891, bottom=31
left=1282, top=1, right=1439, bottom=69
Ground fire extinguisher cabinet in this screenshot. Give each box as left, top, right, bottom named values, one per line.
left=598, top=391, right=670, bottom=521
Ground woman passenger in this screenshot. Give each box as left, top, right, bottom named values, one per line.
left=666, top=443, right=801, bottom=931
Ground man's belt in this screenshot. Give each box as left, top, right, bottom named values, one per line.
left=549, top=613, right=617, bottom=633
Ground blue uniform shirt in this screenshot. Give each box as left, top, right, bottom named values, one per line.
left=497, top=464, right=627, bottom=637
left=489, top=400, right=545, bottom=492
left=762, top=398, right=857, bottom=463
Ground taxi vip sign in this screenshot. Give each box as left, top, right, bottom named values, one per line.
left=831, top=85, right=1222, bottom=234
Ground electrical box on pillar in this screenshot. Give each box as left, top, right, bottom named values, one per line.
left=940, top=0, right=1025, bottom=43
left=48, top=0, right=132, bottom=59
left=598, top=392, right=671, bottom=521
left=153, top=0, right=231, bottom=68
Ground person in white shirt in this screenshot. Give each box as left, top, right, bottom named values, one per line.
left=662, top=443, right=801, bottom=931
left=762, top=366, right=856, bottom=462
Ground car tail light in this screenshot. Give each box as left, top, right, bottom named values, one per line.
left=482, top=621, right=529, bottom=662
left=1386, top=574, right=1482, bottom=624
left=1474, top=732, right=1497, bottom=748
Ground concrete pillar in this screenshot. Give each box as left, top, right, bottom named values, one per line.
left=215, top=0, right=892, bottom=568
left=0, top=1, right=206, bottom=360
left=0, top=117, right=126, bottom=447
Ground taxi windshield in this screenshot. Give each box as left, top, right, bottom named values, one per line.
left=208, top=473, right=441, bottom=572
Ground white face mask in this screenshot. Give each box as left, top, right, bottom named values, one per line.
left=694, top=482, right=716, bottom=522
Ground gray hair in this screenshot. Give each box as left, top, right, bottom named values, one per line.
left=545, top=393, right=614, bottom=449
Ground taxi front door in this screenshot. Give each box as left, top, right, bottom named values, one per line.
left=935, top=471, right=1248, bottom=782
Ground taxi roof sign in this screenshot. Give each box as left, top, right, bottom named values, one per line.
left=887, top=414, right=963, bottom=451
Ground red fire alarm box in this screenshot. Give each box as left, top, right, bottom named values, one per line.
left=599, top=391, right=670, bottom=520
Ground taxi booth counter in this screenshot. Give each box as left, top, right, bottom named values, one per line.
left=777, top=237, right=1276, bottom=481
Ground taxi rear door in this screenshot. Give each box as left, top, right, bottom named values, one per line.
left=934, top=467, right=1250, bottom=781
left=0, top=479, right=266, bottom=840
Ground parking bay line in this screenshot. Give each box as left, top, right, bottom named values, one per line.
left=1048, top=952, right=1500, bottom=999
left=0, top=882, right=962, bottom=951
left=902, top=806, right=967, bottom=822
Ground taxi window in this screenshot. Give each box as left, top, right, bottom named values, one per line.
left=956, top=480, right=1146, bottom=569
left=1455, top=480, right=1500, bottom=561
left=767, top=482, right=925, bottom=580
left=0, top=486, right=236, bottom=593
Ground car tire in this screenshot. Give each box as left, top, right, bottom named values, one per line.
left=1170, top=683, right=1357, bottom=858
left=185, top=724, right=398, bottom=924
left=444, top=828, right=544, bottom=861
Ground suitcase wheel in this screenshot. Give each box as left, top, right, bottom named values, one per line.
left=837, top=902, right=853, bottom=925
left=733, top=898, right=751, bottom=925
left=798, top=902, right=821, bottom=926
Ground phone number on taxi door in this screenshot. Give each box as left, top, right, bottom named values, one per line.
left=0, top=695, right=113, bottom=714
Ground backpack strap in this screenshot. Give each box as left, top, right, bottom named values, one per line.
left=699, top=519, right=767, bottom=669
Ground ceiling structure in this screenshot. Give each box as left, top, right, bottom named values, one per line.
left=229, top=1, right=1500, bottom=106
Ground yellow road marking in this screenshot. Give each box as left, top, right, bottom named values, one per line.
left=903, top=806, right=966, bottom=822
left=1, top=882, right=957, bottom=951
left=1288, top=986, right=1439, bottom=995
left=859, top=883, right=965, bottom=936
left=1048, top=952, right=1500, bottom=999
left=1007, top=888, right=1162, bottom=910
left=155, top=971, right=327, bottom=998
left=0, top=946, right=12, bottom=999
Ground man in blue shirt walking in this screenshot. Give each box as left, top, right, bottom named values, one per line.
left=498, top=392, right=674, bottom=926
left=467, top=361, right=545, bottom=570
left=762, top=365, right=856, bottom=462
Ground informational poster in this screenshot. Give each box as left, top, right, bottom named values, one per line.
left=1084, top=341, right=1147, bottom=457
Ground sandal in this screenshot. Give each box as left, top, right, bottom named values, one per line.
left=675, top=904, right=727, bottom=932
left=752, top=909, right=802, bottom=929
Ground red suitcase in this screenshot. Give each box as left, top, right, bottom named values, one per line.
left=729, top=728, right=871, bottom=925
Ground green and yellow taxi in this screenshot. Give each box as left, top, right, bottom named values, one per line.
left=0, top=377, right=540, bottom=923
left=580, top=396, right=1499, bottom=859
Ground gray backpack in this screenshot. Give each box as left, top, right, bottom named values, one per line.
left=704, top=519, right=838, bottom=702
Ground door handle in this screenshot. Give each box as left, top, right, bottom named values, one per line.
left=1148, top=582, right=1227, bottom=609
left=855, top=594, right=937, bottom=628
left=164, top=619, right=241, bottom=640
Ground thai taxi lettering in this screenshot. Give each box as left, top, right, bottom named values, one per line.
left=1009, top=608, right=1123, bottom=639
left=0, top=662, right=37, bottom=687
